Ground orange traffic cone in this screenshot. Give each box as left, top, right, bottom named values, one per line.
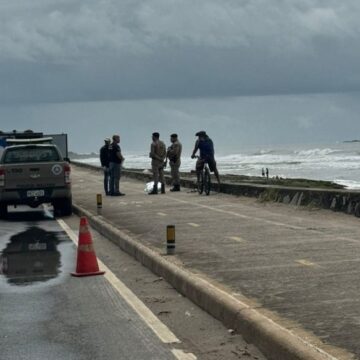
left=71, top=217, right=105, bottom=277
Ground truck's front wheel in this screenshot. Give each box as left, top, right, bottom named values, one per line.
left=0, top=203, right=8, bottom=219
left=53, top=198, right=72, bottom=217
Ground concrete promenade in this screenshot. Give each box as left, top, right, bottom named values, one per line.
left=72, top=165, right=360, bottom=359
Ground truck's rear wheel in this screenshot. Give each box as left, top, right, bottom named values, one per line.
left=53, top=198, right=72, bottom=217
left=0, top=203, right=8, bottom=219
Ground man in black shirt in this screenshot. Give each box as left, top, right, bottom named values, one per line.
left=100, top=138, right=111, bottom=195
left=109, top=134, right=125, bottom=196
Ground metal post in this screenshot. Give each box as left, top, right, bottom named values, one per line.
left=96, top=194, right=102, bottom=215
left=167, top=225, right=175, bottom=255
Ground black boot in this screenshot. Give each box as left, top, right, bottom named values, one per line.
left=149, top=184, right=158, bottom=195
left=161, top=183, right=166, bottom=194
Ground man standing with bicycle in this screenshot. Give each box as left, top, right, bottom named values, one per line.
left=191, top=131, right=220, bottom=184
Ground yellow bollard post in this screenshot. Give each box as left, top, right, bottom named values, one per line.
left=96, top=194, right=102, bottom=215
left=167, top=225, right=175, bottom=255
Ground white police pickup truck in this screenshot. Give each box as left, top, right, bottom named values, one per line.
left=0, top=131, right=72, bottom=218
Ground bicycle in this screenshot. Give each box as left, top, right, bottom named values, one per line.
left=194, top=156, right=211, bottom=195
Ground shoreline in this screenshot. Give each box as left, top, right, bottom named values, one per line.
left=70, top=145, right=360, bottom=190
left=71, top=161, right=360, bottom=218
left=73, top=157, right=345, bottom=190
left=156, top=170, right=345, bottom=190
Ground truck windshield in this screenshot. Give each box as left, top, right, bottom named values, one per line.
left=3, top=146, right=60, bottom=164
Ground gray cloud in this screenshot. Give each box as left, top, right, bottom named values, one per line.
left=1, top=93, right=360, bottom=153
left=1, top=1, right=360, bottom=103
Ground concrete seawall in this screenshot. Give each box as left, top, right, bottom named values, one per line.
left=71, top=161, right=360, bottom=218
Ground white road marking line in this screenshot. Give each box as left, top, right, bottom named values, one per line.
left=56, top=219, right=181, bottom=345
left=317, top=258, right=360, bottom=265
left=157, top=212, right=167, bottom=217
left=295, top=259, right=320, bottom=268
left=104, top=180, right=360, bottom=245
left=57, top=219, right=79, bottom=244
left=337, top=236, right=360, bottom=244
left=188, top=223, right=200, bottom=228
left=168, top=196, right=304, bottom=230
left=228, top=236, right=246, bottom=243
left=172, top=349, right=197, bottom=360
left=102, top=265, right=180, bottom=344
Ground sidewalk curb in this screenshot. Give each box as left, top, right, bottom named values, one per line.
left=72, top=203, right=338, bottom=360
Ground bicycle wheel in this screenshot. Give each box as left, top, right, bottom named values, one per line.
left=197, top=171, right=204, bottom=194
left=204, top=168, right=211, bottom=195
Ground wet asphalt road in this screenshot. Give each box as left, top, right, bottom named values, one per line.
left=0, top=207, right=178, bottom=360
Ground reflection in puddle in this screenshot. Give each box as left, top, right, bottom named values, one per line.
left=0, top=227, right=61, bottom=286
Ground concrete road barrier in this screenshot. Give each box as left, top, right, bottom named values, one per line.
left=72, top=202, right=340, bottom=360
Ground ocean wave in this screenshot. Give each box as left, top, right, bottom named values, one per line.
left=249, top=147, right=359, bottom=158
left=221, top=152, right=354, bottom=165
left=252, top=149, right=278, bottom=156
left=76, top=142, right=360, bottom=189
left=251, top=149, right=293, bottom=156
left=295, top=148, right=337, bottom=157
left=334, top=179, right=360, bottom=189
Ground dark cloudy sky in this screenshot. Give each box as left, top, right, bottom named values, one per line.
left=1, top=93, right=360, bottom=153
left=1, top=0, right=360, bottom=103
left=1, top=1, right=360, bottom=152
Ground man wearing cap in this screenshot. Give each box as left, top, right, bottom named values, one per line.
left=109, top=134, right=125, bottom=196
left=167, top=134, right=182, bottom=192
left=100, top=138, right=111, bottom=195
left=191, top=131, right=220, bottom=184
left=149, top=132, right=167, bottom=195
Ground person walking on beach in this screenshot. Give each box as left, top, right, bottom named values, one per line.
left=149, top=132, right=167, bottom=195
left=191, top=131, right=220, bottom=184
left=100, top=138, right=111, bottom=195
left=167, top=133, right=182, bottom=192
left=109, top=134, right=125, bottom=196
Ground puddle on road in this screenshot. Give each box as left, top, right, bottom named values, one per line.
left=0, top=227, right=62, bottom=286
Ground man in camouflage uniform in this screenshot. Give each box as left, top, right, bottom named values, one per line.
left=149, top=132, right=167, bottom=195
left=109, top=134, right=125, bottom=196
left=167, top=133, right=182, bottom=192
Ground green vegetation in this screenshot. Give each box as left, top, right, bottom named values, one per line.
left=222, top=174, right=344, bottom=189
left=177, top=172, right=345, bottom=190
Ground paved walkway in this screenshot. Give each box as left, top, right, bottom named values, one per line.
left=72, top=166, right=360, bottom=359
